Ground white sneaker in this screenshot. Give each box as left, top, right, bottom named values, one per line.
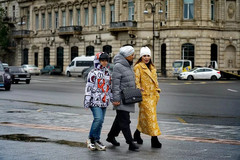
left=95, top=141, right=106, bottom=151
left=86, top=139, right=96, bottom=151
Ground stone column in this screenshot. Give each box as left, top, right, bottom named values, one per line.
left=38, top=45, right=44, bottom=69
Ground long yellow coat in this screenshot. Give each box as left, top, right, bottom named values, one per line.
left=134, top=62, right=161, bottom=136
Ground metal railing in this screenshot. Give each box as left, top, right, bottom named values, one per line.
left=110, top=21, right=137, bottom=28
left=12, top=30, right=31, bottom=37
left=59, top=26, right=82, bottom=33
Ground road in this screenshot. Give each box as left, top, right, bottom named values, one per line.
left=1, top=75, right=240, bottom=126
left=0, top=75, right=240, bottom=160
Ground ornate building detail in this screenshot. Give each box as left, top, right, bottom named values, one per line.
left=227, top=2, right=235, bottom=19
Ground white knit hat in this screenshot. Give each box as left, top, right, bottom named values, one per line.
left=140, top=47, right=151, bottom=57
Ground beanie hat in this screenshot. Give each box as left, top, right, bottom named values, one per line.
left=119, top=46, right=135, bottom=57
left=140, top=46, right=151, bottom=58
left=99, top=52, right=109, bottom=61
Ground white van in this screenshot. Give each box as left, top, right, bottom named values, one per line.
left=65, top=56, right=94, bottom=77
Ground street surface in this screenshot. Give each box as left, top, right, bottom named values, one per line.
left=0, top=75, right=240, bottom=160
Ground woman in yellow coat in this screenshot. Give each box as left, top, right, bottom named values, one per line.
left=133, top=46, right=162, bottom=148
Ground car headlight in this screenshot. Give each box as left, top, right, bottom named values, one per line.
left=15, top=75, right=19, bottom=78
left=6, top=75, right=11, bottom=79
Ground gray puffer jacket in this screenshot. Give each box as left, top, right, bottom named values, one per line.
left=112, top=53, right=136, bottom=113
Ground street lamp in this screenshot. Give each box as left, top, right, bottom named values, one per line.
left=17, top=16, right=26, bottom=65
left=144, top=2, right=163, bottom=63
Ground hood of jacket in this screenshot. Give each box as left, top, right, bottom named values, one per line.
left=113, top=53, right=131, bottom=67
left=94, top=52, right=105, bottom=70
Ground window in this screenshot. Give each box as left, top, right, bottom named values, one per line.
left=165, top=0, right=168, bottom=20
left=42, top=13, right=45, bottom=29
left=110, top=5, right=115, bottom=22
left=86, top=46, right=94, bottom=56
left=101, top=6, right=106, bottom=24
left=76, top=61, right=93, bottom=67
left=211, top=0, right=215, bottom=21
left=12, top=5, right=15, bottom=18
left=128, top=0, right=134, bottom=20
left=62, top=11, right=66, bottom=26
left=69, top=10, right=73, bottom=26
left=85, top=8, right=89, bottom=26
left=77, top=9, right=81, bottom=25
left=93, top=7, right=97, bottom=25
left=48, top=12, right=52, bottom=29
left=182, top=43, right=195, bottom=67
left=27, top=10, right=30, bottom=29
left=55, top=12, right=58, bottom=28
left=183, top=0, right=194, bottom=20
left=35, top=14, right=39, bottom=30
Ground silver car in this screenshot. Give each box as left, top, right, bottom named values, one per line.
left=178, top=67, right=221, bottom=80
left=22, top=64, right=40, bottom=75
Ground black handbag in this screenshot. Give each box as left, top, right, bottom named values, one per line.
left=121, top=88, right=142, bottom=104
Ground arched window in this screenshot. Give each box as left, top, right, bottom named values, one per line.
left=44, top=47, right=50, bottom=67
left=71, top=46, right=78, bottom=61
left=103, top=45, right=112, bottom=54
left=182, top=43, right=195, bottom=67
left=86, top=46, right=94, bottom=56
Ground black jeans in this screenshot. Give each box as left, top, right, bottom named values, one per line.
left=108, top=110, right=133, bottom=144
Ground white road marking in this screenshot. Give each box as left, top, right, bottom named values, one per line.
left=227, top=89, right=238, bottom=93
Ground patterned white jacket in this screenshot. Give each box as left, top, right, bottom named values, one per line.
left=84, top=52, right=112, bottom=108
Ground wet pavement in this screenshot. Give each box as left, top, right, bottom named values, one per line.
left=0, top=99, right=240, bottom=160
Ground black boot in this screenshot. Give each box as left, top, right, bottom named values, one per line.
left=151, top=136, right=162, bottom=148
left=133, top=129, right=143, bottom=144
left=129, top=142, right=139, bottom=151
left=106, top=136, right=120, bottom=146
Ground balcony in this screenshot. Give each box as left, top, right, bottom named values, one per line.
left=58, top=26, right=82, bottom=37
left=109, top=21, right=137, bottom=32
left=12, top=30, right=31, bottom=39
left=2, top=16, right=16, bottom=27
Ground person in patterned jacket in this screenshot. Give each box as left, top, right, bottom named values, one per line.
left=84, top=52, right=112, bottom=151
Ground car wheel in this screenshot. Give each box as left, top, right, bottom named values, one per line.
left=26, top=80, right=30, bottom=84
left=211, top=75, right=217, bottom=81
left=5, top=85, right=11, bottom=91
left=67, top=71, right=71, bottom=77
left=187, top=75, right=193, bottom=81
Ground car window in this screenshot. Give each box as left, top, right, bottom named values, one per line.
left=9, top=67, right=25, bottom=73
left=173, top=61, right=182, bottom=68
left=70, top=61, right=74, bottom=66
left=183, top=61, right=190, bottom=67
left=196, top=69, right=204, bottom=72
left=205, top=69, right=212, bottom=72
left=76, top=61, right=93, bottom=67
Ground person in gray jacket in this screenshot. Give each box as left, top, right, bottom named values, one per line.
left=106, top=45, right=139, bottom=151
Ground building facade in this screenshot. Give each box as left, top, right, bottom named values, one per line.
left=1, top=0, right=240, bottom=76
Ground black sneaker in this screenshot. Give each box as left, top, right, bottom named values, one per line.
left=106, top=137, right=120, bottom=146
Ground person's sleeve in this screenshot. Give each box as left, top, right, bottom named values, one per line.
left=134, top=65, right=141, bottom=89
left=112, top=65, right=122, bottom=102
left=83, top=70, right=96, bottom=108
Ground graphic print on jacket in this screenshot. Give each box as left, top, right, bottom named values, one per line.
left=84, top=52, right=112, bottom=108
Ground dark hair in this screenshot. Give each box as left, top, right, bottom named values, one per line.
left=135, top=57, right=154, bottom=67
left=99, top=52, right=109, bottom=61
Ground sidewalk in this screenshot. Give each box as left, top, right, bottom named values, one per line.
left=0, top=100, right=240, bottom=160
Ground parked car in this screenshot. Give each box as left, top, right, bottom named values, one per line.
left=178, top=67, right=221, bottom=80
left=0, top=61, right=11, bottom=90
left=41, top=65, right=62, bottom=75
left=82, top=63, right=114, bottom=82
left=22, top=64, right=40, bottom=75
left=65, top=56, right=94, bottom=77
left=8, top=66, right=31, bottom=84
